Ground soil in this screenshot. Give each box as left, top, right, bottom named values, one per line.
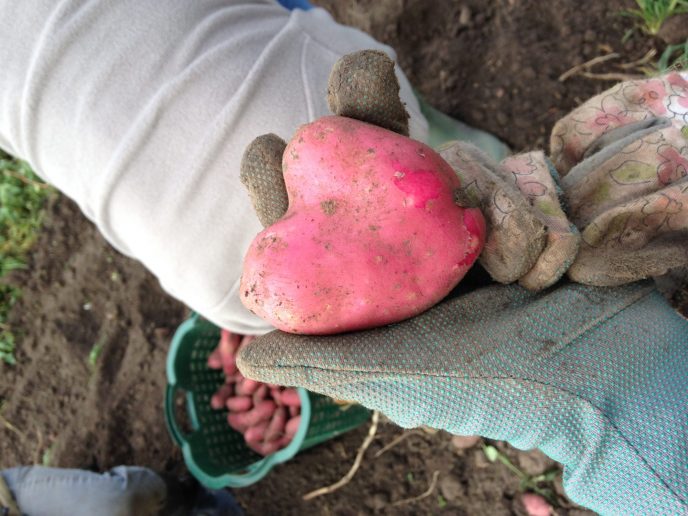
left=0, top=198, right=187, bottom=473
left=0, top=0, right=680, bottom=514
left=316, top=0, right=657, bottom=152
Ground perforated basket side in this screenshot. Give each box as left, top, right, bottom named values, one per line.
left=166, top=315, right=370, bottom=488
left=302, top=395, right=371, bottom=451
left=166, top=316, right=261, bottom=477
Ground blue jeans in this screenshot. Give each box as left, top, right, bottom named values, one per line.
left=2, top=466, right=165, bottom=516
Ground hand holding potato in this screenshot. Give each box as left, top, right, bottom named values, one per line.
left=234, top=52, right=688, bottom=514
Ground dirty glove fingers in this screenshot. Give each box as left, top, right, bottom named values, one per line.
left=238, top=281, right=688, bottom=515
left=241, top=50, right=410, bottom=228
left=561, top=121, right=688, bottom=227
left=240, top=133, right=289, bottom=227
left=439, top=141, right=547, bottom=284
left=327, top=50, right=410, bottom=135
left=500, top=152, right=580, bottom=290
left=549, top=72, right=688, bottom=288
left=568, top=177, right=688, bottom=286
left=550, top=72, right=688, bottom=175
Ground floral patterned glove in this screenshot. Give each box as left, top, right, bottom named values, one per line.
left=551, top=72, right=688, bottom=286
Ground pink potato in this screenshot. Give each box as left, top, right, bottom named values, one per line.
left=241, top=400, right=277, bottom=427
left=227, top=413, right=249, bottom=433
left=264, top=407, right=287, bottom=442
left=244, top=421, right=269, bottom=444
left=226, top=395, right=252, bottom=412
left=252, top=384, right=268, bottom=403
left=241, top=116, right=485, bottom=334
left=285, top=415, right=301, bottom=439
left=269, top=387, right=282, bottom=404
left=210, top=384, right=233, bottom=410
left=247, top=440, right=282, bottom=456
left=520, top=493, right=552, bottom=516
left=235, top=378, right=260, bottom=396
left=279, top=388, right=301, bottom=407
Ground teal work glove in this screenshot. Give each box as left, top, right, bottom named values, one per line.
left=238, top=281, right=688, bottom=514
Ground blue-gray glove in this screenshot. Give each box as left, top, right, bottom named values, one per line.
left=238, top=281, right=688, bottom=514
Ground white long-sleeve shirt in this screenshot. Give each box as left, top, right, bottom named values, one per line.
left=0, top=0, right=427, bottom=334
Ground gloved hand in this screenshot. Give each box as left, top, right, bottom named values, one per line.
left=238, top=281, right=688, bottom=515
left=241, top=50, right=580, bottom=292
left=236, top=52, right=688, bottom=514
left=551, top=72, right=688, bottom=286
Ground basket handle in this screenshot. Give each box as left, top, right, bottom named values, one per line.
left=164, top=384, right=187, bottom=446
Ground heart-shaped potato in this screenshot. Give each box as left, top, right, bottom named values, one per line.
left=241, top=116, right=485, bottom=334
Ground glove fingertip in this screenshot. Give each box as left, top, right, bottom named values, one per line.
left=327, top=50, right=410, bottom=136
left=240, top=133, right=289, bottom=227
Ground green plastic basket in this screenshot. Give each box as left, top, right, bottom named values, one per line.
left=165, top=313, right=370, bottom=488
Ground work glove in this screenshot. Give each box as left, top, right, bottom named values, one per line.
left=239, top=282, right=687, bottom=515
left=236, top=51, right=688, bottom=514
left=550, top=73, right=688, bottom=286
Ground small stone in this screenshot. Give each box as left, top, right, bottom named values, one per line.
left=459, top=5, right=472, bottom=26
left=472, top=448, right=490, bottom=469
left=583, top=29, right=596, bottom=42
left=450, top=434, right=481, bottom=450
left=496, top=112, right=509, bottom=126
left=364, top=492, right=388, bottom=511
left=470, top=110, right=485, bottom=122
left=554, top=473, right=566, bottom=498
left=517, top=449, right=556, bottom=476
left=154, top=327, right=170, bottom=340
left=439, top=475, right=464, bottom=503
left=658, top=13, right=688, bottom=45
left=495, top=87, right=505, bottom=98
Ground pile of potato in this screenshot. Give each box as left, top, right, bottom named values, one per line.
left=207, top=330, right=301, bottom=455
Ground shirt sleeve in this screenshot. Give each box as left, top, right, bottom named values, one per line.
left=0, top=0, right=428, bottom=334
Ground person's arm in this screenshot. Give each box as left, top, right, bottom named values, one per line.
left=0, top=0, right=427, bottom=334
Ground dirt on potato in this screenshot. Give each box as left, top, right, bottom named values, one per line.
left=0, top=0, right=679, bottom=514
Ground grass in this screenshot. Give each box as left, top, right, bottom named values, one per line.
left=656, top=39, right=688, bottom=71
left=88, top=338, right=105, bottom=368
left=622, top=0, right=688, bottom=35
left=0, top=149, right=52, bottom=364
left=482, top=444, right=560, bottom=506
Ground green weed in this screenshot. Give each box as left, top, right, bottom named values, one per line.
left=656, top=39, right=688, bottom=71
left=483, top=444, right=560, bottom=506
left=0, top=150, right=52, bottom=364
left=88, top=339, right=105, bottom=368
left=622, top=0, right=688, bottom=35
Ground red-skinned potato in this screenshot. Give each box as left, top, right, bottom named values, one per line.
left=226, top=396, right=252, bottom=412
left=242, top=400, right=277, bottom=427
left=236, top=378, right=260, bottom=396
left=241, top=116, right=485, bottom=334
left=285, top=415, right=301, bottom=439
left=279, top=388, right=301, bottom=407
left=265, top=407, right=287, bottom=442
left=227, top=413, right=249, bottom=433
left=244, top=421, right=269, bottom=444
left=210, top=384, right=232, bottom=410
